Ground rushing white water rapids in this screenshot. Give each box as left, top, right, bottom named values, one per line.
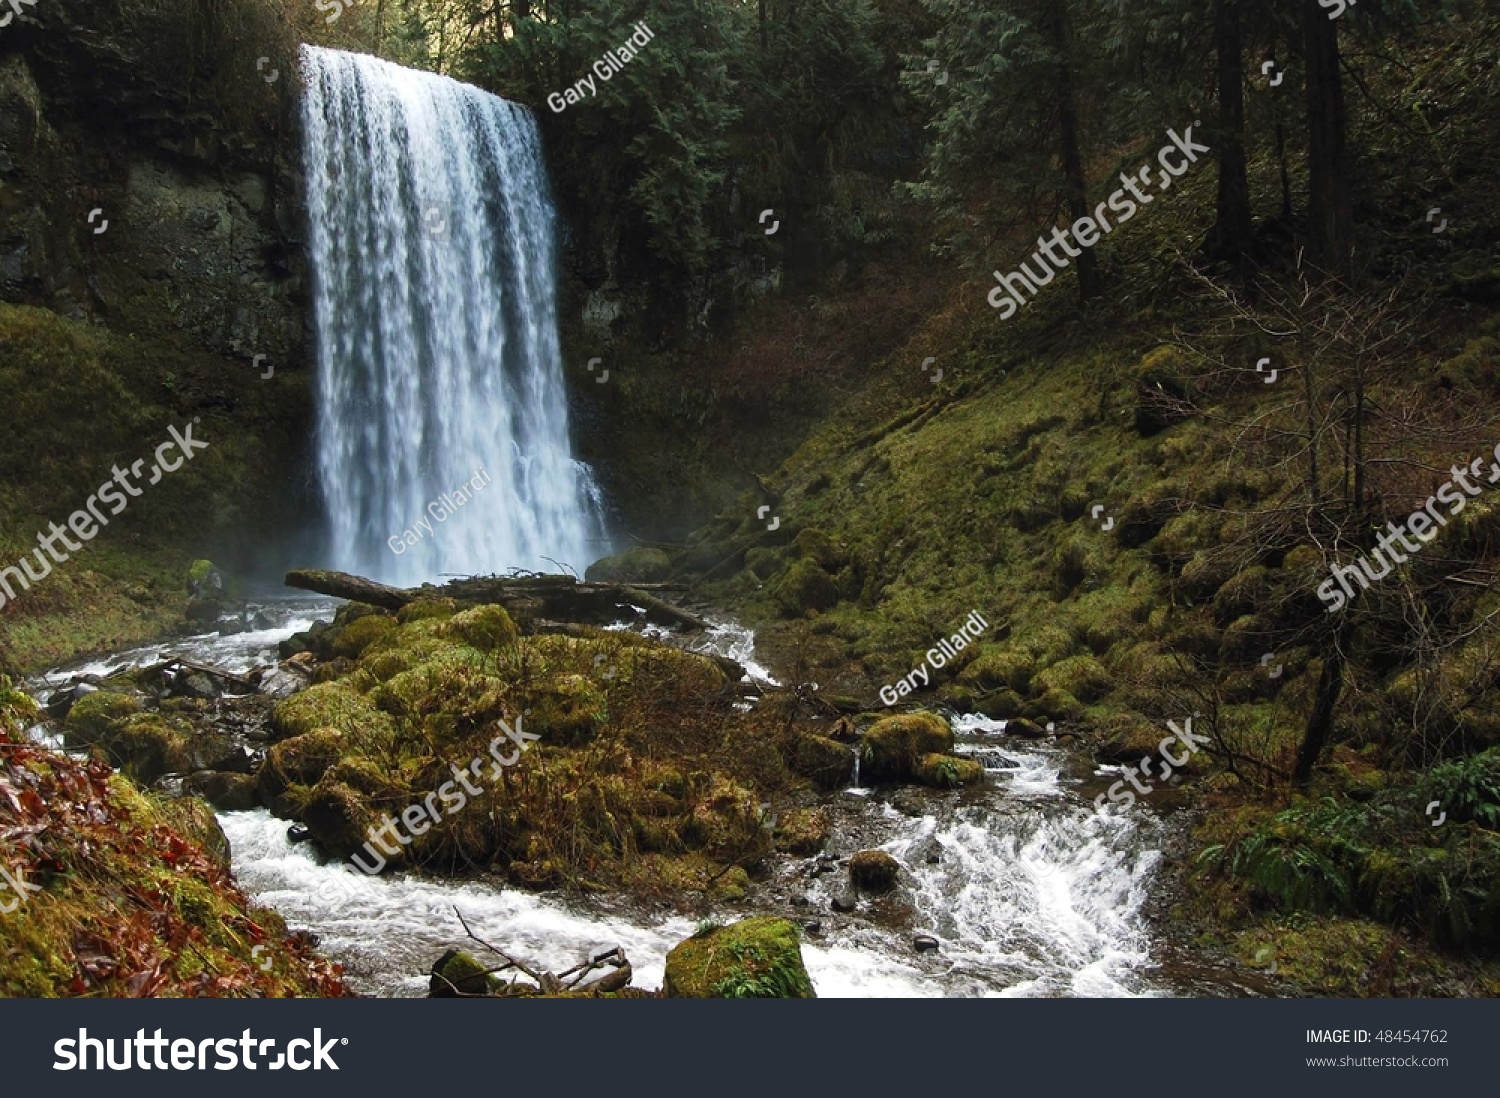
left=301, top=46, right=605, bottom=585
left=36, top=608, right=1171, bottom=998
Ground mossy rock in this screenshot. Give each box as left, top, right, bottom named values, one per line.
left=1091, top=713, right=1169, bottom=765
left=913, top=752, right=985, bottom=788
left=861, top=712, right=954, bottom=781
left=442, top=604, right=519, bottom=653
left=1179, top=550, right=1236, bottom=601
left=772, top=557, right=840, bottom=617
left=526, top=673, right=607, bottom=747
left=1133, top=345, right=1192, bottom=435
left=302, top=777, right=385, bottom=861
left=1021, top=688, right=1083, bottom=723
left=774, top=808, right=830, bottom=855
left=959, top=646, right=1034, bottom=692
left=396, top=598, right=462, bottom=624
left=1212, top=566, right=1276, bottom=626
left=109, top=713, right=197, bottom=784
left=1033, top=654, right=1113, bottom=704
left=332, top=601, right=383, bottom=630
left=786, top=732, right=854, bottom=789
left=663, top=917, right=815, bottom=998
left=271, top=681, right=393, bottom=742
left=330, top=613, right=396, bottom=659
left=744, top=547, right=784, bottom=581
left=849, top=849, right=901, bottom=892
left=259, top=728, right=345, bottom=815
left=184, top=770, right=260, bottom=812
left=584, top=547, right=674, bottom=583
left=972, top=688, right=1024, bottom=720
left=64, top=690, right=140, bottom=745
left=429, top=948, right=503, bottom=997
left=791, top=528, right=847, bottom=570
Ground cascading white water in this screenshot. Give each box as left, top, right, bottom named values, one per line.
left=300, top=46, right=604, bottom=585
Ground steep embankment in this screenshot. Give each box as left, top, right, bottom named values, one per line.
left=0, top=680, right=348, bottom=996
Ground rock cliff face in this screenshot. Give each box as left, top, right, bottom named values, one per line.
left=0, top=2, right=320, bottom=670
left=0, top=2, right=306, bottom=366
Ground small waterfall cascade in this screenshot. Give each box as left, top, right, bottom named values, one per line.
left=300, top=46, right=604, bottom=584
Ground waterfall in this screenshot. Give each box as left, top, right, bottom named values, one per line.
left=299, top=46, right=604, bottom=585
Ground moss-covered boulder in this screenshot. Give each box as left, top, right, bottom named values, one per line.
left=849, top=849, right=901, bottom=892
left=585, top=547, right=674, bottom=583
left=258, top=728, right=345, bottom=816
left=526, top=673, right=607, bottom=747
left=442, top=604, right=519, bottom=652
left=396, top=598, right=462, bottom=624
left=1033, top=654, right=1112, bottom=704
left=786, top=732, right=854, bottom=789
left=63, top=690, right=140, bottom=745
left=861, top=712, right=954, bottom=781
left=330, top=613, right=396, bottom=659
left=663, top=917, right=816, bottom=998
left=913, top=752, right=985, bottom=788
left=774, top=808, right=830, bottom=855
left=271, top=681, right=393, bottom=741
left=429, top=948, right=504, bottom=997
left=184, top=770, right=259, bottom=811
left=772, top=557, right=840, bottom=617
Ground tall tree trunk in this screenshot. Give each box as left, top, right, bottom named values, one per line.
left=1210, top=0, right=1252, bottom=261
left=1294, top=620, right=1351, bottom=785
left=1303, top=1, right=1353, bottom=276
left=1049, top=0, right=1098, bottom=303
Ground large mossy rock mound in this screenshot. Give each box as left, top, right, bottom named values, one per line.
left=663, top=917, right=816, bottom=998
left=860, top=712, right=954, bottom=781
left=585, top=547, right=674, bottom=583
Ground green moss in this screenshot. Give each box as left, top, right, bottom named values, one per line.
left=772, top=557, right=840, bottom=617
left=913, top=752, right=984, bottom=787
left=861, top=711, right=953, bottom=781
left=584, top=546, right=674, bottom=583
left=272, top=681, right=394, bottom=742
left=785, top=732, right=855, bottom=789
left=959, top=646, right=1034, bottom=692
left=442, top=604, right=519, bottom=653
left=330, top=613, right=396, bottom=659
left=1033, top=654, right=1113, bottom=704
left=396, top=597, right=462, bottom=624
left=663, top=917, right=815, bottom=998
left=64, top=691, right=140, bottom=744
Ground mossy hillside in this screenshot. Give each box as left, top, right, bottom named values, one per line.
left=0, top=685, right=347, bottom=997
left=0, top=300, right=311, bottom=674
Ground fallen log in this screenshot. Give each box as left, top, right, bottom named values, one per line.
left=283, top=568, right=709, bottom=632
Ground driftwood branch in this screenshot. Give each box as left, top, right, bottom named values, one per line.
left=284, top=568, right=708, bottom=631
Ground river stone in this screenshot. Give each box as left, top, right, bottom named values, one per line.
left=849, top=849, right=901, bottom=892
left=183, top=770, right=258, bottom=811
left=830, top=892, right=857, bottom=913
left=663, top=917, right=815, bottom=998
left=913, top=934, right=941, bottom=953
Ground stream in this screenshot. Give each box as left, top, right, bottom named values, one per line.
left=31, top=602, right=1185, bottom=999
